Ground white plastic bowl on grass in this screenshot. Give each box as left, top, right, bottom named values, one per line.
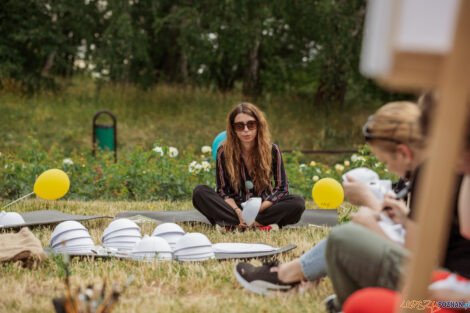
left=132, top=235, right=173, bottom=260
left=152, top=223, right=185, bottom=236
left=102, top=219, right=140, bottom=238
left=173, top=245, right=214, bottom=257
left=52, top=236, right=94, bottom=249
left=0, top=212, right=25, bottom=226
left=102, top=228, right=142, bottom=241
left=102, top=236, right=141, bottom=244
left=50, top=229, right=91, bottom=247
left=51, top=221, right=87, bottom=241
left=174, top=233, right=212, bottom=252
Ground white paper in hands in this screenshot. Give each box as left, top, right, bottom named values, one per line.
left=378, top=213, right=406, bottom=245
left=343, top=167, right=394, bottom=201
left=241, top=197, right=262, bottom=226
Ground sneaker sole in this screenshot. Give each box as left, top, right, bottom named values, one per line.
left=233, top=265, right=292, bottom=295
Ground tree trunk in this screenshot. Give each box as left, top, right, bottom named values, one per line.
left=314, top=65, right=347, bottom=107
left=42, top=51, right=56, bottom=76
left=242, top=38, right=261, bottom=99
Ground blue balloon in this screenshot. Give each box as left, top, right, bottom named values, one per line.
left=212, top=131, right=227, bottom=161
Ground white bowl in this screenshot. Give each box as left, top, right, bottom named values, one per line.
left=176, top=252, right=215, bottom=262
left=153, top=233, right=185, bottom=248
left=50, top=229, right=91, bottom=246
left=102, top=219, right=140, bottom=238
left=102, top=228, right=142, bottom=241
left=0, top=212, right=25, bottom=226
left=132, top=251, right=173, bottom=261
left=152, top=223, right=185, bottom=236
left=133, top=235, right=172, bottom=254
left=52, top=236, right=94, bottom=248
left=103, top=242, right=138, bottom=251
left=102, top=236, right=141, bottom=244
left=174, top=245, right=214, bottom=256
left=51, top=221, right=87, bottom=240
left=174, top=233, right=212, bottom=252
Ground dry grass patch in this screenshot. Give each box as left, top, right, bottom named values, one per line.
left=0, top=199, right=356, bottom=313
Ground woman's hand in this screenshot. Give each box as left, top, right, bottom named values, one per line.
left=382, top=195, right=409, bottom=226
left=234, top=208, right=248, bottom=228
left=342, top=175, right=381, bottom=211
left=351, top=206, right=380, bottom=228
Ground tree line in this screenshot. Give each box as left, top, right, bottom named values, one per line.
left=1, top=0, right=400, bottom=104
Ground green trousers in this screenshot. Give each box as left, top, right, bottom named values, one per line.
left=325, top=222, right=408, bottom=308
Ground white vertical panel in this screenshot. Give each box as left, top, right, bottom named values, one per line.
left=360, top=0, right=396, bottom=77
left=395, top=0, right=460, bottom=53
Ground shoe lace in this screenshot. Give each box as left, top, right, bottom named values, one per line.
left=261, top=259, right=280, bottom=268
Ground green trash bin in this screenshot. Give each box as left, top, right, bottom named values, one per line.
left=93, top=110, right=117, bottom=162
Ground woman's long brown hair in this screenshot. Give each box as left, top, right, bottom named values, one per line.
left=221, top=102, right=272, bottom=193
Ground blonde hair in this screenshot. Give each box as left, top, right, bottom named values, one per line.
left=222, top=102, right=272, bottom=192
left=365, top=101, right=424, bottom=152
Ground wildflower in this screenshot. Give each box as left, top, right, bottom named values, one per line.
left=168, top=147, right=179, bottom=158
left=195, top=163, right=203, bottom=173
left=202, top=161, right=211, bottom=172
left=335, top=164, right=344, bottom=172
left=351, top=154, right=358, bottom=162
left=312, top=175, right=319, bottom=181
left=310, top=161, right=316, bottom=167
left=375, top=162, right=381, bottom=168
left=63, top=158, right=74, bottom=165
left=201, top=146, right=212, bottom=154
left=344, top=160, right=350, bottom=166
left=153, top=145, right=164, bottom=156
left=188, top=161, right=197, bottom=173
left=316, top=168, right=321, bottom=173
left=299, top=164, right=306, bottom=172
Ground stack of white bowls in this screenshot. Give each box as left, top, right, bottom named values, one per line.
left=51, top=221, right=95, bottom=253
left=131, top=235, right=173, bottom=261
left=0, top=211, right=25, bottom=227
left=174, top=233, right=215, bottom=261
left=102, top=219, right=141, bottom=251
left=151, top=223, right=185, bottom=250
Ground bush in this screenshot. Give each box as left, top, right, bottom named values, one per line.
left=0, top=139, right=395, bottom=201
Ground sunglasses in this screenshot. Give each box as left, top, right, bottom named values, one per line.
left=233, top=120, right=258, bottom=132
left=362, top=115, right=403, bottom=144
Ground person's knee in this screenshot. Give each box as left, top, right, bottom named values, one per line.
left=325, top=223, right=356, bottom=260
left=291, top=195, right=306, bottom=214
left=192, top=185, right=210, bottom=200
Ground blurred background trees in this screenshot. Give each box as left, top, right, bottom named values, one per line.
left=0, top=0, right=402, bottom=105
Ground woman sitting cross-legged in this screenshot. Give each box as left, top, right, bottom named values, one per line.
left=192, top=102, right=305, bottom=231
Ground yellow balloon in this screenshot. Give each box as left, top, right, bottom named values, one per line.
left=312, top=178, right=344, bottom=209
left=33, top=169, right=70, bottom=200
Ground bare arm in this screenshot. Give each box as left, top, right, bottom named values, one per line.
left=458, top=175, right=470, bottom=239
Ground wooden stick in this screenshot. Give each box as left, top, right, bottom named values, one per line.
left=398, top=1, right=470, bottom=313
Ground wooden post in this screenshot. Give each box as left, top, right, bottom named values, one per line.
left=398, top=1, right=470, bottom=312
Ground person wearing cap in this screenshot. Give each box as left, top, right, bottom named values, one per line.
left=192, top=102, right=305, bottom=231
left=234, top=101, right=428, bottom=296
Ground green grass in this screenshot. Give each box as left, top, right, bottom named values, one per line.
left=0, top=77, right=377, bottom=159
left=0, top=199, right=357, bottom=313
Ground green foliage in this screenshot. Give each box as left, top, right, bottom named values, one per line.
left=0, top=0, right=409, bottom=105
left=0, top=139, right=395, bottom=201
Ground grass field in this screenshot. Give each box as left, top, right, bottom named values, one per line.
left=0, top=199, right=356, bottom=313
left=0, top=77, right=378, bottom=157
